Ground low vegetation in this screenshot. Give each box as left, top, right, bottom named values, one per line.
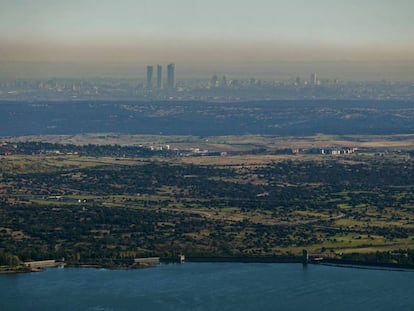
left=0, top=139, right=414, bottom=268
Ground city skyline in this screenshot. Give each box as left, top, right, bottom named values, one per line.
left=146, top=63, right=175, bottom=89
left=0, top=1, right=413, bottom=80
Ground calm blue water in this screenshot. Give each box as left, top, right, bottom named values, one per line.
left=1, top=263, right=413, bottom=311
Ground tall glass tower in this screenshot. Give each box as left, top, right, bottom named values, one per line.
left=167, top=63, right=175, bottom=89
left=146, top=65, right=153, bottom=89
left=157, top=65, right=163, bottom=89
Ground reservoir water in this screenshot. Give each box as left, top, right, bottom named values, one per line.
left=1, top=263, right=413, bottom=310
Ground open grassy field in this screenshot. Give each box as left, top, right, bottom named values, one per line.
left=6, top=133, right=414, bottom=151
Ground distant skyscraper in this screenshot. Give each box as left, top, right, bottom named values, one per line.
left=146, top=65, right=153, bottom=89
left=210, top=74, right=219, bottom=88
left=157, top=64, right=163, bottom=89
left=310, top=73, right=317, bottom=85
left=167, top=63, right=175, bottom=89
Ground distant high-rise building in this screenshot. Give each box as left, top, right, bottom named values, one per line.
left=222, top=75, right=228, bottom=87
left=167, top=63, right=175, bottom=89
left=157, top=65, right=163, bottom=89
left=146, top=65, right=154, bottom=89
left=310, top=73, right=317, bottom=85
left=210, top=74, right=219, bottom=88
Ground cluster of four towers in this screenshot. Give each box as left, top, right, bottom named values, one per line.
left=146, top=63, right=175, bottom=89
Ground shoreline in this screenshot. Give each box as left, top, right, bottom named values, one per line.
left=318, top=258, right=414, bottom=272
left=2, top=256, right=414, bottom=274
left=185, top=257, right=414, bottom=272
left=183, top=256, right=301, bottom=264
left=0, top=268, right=32, bottom=275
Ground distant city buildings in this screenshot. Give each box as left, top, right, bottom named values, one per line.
left=146, top=63, right=175, bottom=89
left=146, top=65, right=153, bottom=89
left=157, top=65, right=163, bottom=89
left=292, top=147, right=357, bottom=155
left=2, top=69, right=413, bottom=101
left=167, top=63, right=175, bottom=89
left=210, top=74, right=219, bottom=88
left=310, top=73, right=317, bottom=85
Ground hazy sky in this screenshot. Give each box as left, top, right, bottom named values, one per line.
left=1, top=0, right=414, bottom=79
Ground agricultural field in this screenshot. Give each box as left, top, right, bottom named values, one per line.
left=8, top=133, right=414, bottom=152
